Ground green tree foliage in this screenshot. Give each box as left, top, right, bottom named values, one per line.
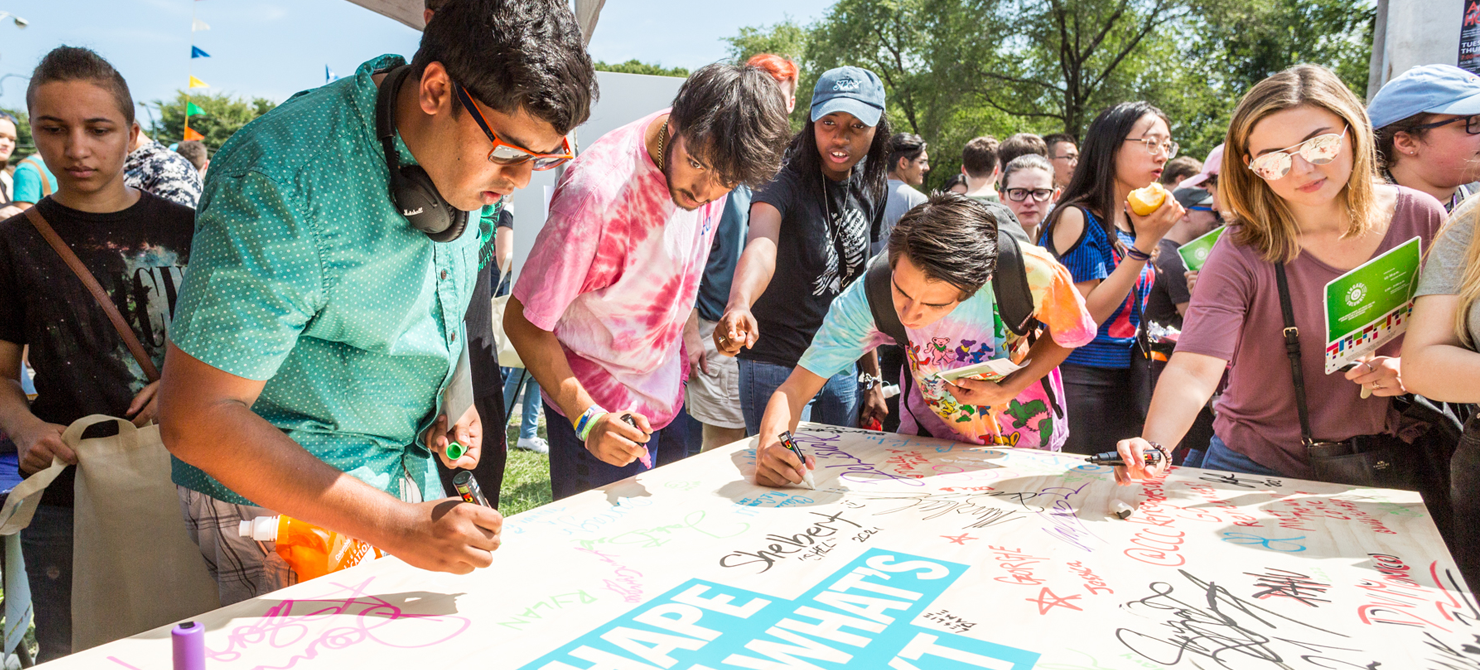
left=593, top=59, right=690, bottom=78
left=729, top=0, right=1374, bottom=191
left=724, top=18, right=809, bottom=64
left=148, top=90, right=276, bottom=150
left=0, top=107, right=33, bottom=165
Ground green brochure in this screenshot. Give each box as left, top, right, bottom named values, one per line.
left=1175, top=225, right=1227, bottom=271
left=1322, top=236, right=1422, bottom=374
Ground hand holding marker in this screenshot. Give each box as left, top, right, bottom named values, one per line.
left=1083, top=446, right=1160, bottom=467
left=777, top=431, right=817, bottom=490
left=623, top=413, right=653, bottom=468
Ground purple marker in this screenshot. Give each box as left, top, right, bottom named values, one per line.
left=621, top=414, right=653, bottom=468
left=172, top=621, right=205, bottom=670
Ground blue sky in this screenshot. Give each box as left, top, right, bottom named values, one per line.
left=0, top=0, right=833, bottom=118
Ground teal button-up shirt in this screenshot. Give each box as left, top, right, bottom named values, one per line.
left=170, top=55, right=480, bottom=505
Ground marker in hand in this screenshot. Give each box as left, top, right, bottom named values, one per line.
left=452, top=471, right=491, bottom=507
left=445, top=441, right=466, bottom=461
left=1086, top=449, right=1164, bottom=468
left=622, top=414, right=653, bottom=469
left=777, top=431, right=817, bottom=490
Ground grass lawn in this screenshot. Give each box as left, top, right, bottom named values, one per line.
left=498, top=391, right=553, bottom=517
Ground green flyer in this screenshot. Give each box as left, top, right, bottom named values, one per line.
left=1176, top=225, right=1227, bottom=271
left=1322, top=236, right=1422, bottom=374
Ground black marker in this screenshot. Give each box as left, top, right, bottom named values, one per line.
left=1087, top=449, right=1163, bottom=467
left=622, top=413, right=653, bottom=468
left=452, top=471, right=491, bottom=507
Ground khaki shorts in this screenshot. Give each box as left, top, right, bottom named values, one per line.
left=685, top=319, right=745, bottom=429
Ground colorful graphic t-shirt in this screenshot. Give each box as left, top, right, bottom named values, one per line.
left=0, top=192, right=194, bottom=507
left=1045, top=207, right=1155, bottom=368
left=514, top=108, right=725, bottom=430
left=797, top=243, right=1096, bottom=449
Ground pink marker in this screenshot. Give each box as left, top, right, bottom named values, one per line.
left=621, top=414, right=653, bottom=468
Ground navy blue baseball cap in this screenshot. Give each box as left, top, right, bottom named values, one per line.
left=1369, top=64, right=1480, bottom=129
left=810, top=66, right=886, bottom=127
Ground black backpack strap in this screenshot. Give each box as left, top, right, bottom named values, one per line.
left=994, top=232, right=1037, bottom=337
left=865, top=252, right=908, bottom=348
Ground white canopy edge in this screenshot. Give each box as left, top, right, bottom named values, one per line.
left=342, top=0, right=604, bottom=43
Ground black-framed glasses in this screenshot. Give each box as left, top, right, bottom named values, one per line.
left=453, top=82, right=573, bottom=170
left=1004, top=187, right=1054, bottom=203
left=1124, top=136, right=1179, bottom=159
left=1412, top=114, right=1480, bottom=135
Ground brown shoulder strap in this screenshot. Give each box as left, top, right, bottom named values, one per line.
left=24, top=204, right=161, bottom=382
left=17, top=157, right=52, bottom=197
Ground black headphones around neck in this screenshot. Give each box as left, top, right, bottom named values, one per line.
left=375, top=65, right=469, bottom=243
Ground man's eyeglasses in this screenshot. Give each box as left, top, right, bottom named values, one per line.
left=1052, top=152, right=1079, bottom=163
left=1246, top=126, right=1347, bottom=181
left=1124, top=136, right=1179, bottom=159
left=1004, top=188, right=1054, bottom=203
left=1411, top=114, right=1480, bottom=135
left=453, top=83, right=573, bottom=171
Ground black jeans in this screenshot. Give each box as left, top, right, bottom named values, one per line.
left=22, top=503, right=72, bottom=662
left=1059, top=363, right=1149, bottom=455
left=1452, top=416, right=1480, bottom=591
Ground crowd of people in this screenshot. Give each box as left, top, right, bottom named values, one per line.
left=1, top=0, right=1480, bottom=661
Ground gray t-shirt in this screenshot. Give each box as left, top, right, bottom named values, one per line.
left=875, top=178, right=929, bottom=254
left=1416, top=195, right=1480, bottom=345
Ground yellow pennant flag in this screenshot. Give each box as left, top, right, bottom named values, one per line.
left=188, top=76, right=209, bottom=88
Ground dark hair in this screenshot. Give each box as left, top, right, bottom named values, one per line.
left=1042, top=101, right=1169, bottom=246
left=26, top=46, right=134, bottom=126
left=783, top=109, right=891, bottom=205
left=887, top=193, right=998, bottom=299
left=1161, top=155, right=1202, bottom=186
left=412, top=0, right=597, bottom=136
left=961, top=136, right=999, bottom=179
left=670, top=63, right=791, bottom=188
left=997, top=133, right=1047, bottom=173
left=887, top=132, right=926, bottom=172
left=939, top=173, right=968, bottom=193
left=1375, top=111, right=1436, bottom=170
left=176, top=140, right=208, bottom=170
left=424, top=0, right=448, bottom=10
left=1043, top=133, right=1076, bottom=155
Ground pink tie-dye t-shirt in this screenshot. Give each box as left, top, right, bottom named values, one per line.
left=513, top=109, right=725, bottom=429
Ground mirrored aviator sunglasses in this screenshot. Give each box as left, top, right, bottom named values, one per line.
left=1246, top=126, right=1348, bottom=181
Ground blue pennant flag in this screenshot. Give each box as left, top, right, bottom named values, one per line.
left=191, top=46, right=211, bottom=59
left=326, top=65, right=339, bottom=84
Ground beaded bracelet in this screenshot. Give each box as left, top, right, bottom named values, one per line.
left=1125, top=245, right=1153, bottom=262
left=575, top=405, right=607, bottom=442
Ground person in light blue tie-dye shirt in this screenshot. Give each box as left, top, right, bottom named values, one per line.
left=753, top=195, right=1096, bottom=488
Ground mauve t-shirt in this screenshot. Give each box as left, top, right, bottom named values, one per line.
left=1176, top=187, right=1446, bottom=479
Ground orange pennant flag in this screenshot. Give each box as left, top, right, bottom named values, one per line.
left=183, top=126, right=204, bottom=142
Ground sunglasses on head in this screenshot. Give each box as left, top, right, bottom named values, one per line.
left=453, top=83, right=573, bottom=171
left=1246, top=126, right=1347, bottom=181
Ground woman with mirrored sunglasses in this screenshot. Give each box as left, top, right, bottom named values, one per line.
left=1369, top=64, right=1480, bottom=213
left=1111, top=64, right=1448, bottom=486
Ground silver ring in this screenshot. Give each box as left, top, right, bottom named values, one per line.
left=1371, top=381, right=1382, bottom=390
left=1364, top=361, right=1375, bottom=373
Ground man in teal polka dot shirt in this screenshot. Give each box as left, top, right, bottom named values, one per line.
left=156, top=0, right=597, bottom=603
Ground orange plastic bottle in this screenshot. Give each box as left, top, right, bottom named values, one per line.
left=238, top=516, right=385, bottom=582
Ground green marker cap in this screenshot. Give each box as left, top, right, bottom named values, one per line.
left=445, top=442, right=465, bottom=460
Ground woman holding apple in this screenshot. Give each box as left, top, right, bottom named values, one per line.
left=1037, top=101, right=1185, bottom=455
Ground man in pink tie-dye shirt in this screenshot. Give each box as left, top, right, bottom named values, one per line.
left=506, top=64, right=792, bottom=499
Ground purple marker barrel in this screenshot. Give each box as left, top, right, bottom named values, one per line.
left=172, top=621, right=205, bottom=670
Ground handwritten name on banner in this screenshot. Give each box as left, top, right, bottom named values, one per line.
left=524, top=548, right=1040, bottom=669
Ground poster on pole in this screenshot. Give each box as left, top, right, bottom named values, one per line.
left=1462, top=0, right=1480, bottom=75
left=1323, top=236, right=1422, bottom=374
